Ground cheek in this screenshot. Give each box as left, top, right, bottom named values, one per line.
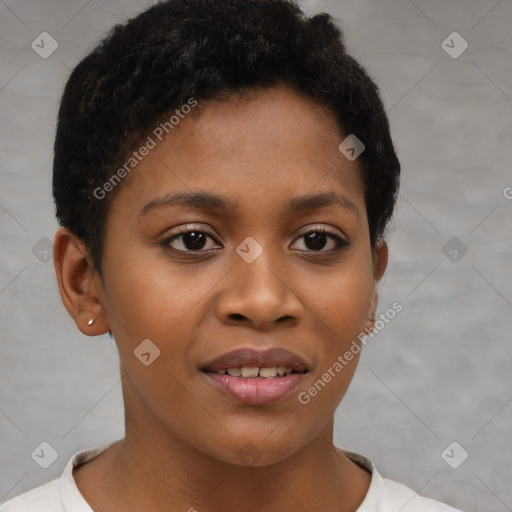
left=298, top=253, right=374, bottom=403
left=102, top=247, right=217, bottom=339
left=307, top=256, right=375, bottom=336
left=101, top=249, right=210, bottom=421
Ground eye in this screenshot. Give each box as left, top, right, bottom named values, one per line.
left=291, top=226, right=350, bottom=253
left=160, top=225, right=221, bottom=252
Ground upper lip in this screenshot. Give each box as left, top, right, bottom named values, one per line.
left=201, top=348, right=309, bottom=373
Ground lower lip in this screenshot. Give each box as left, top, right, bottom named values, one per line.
left=203, top=372, right=305, bottom=405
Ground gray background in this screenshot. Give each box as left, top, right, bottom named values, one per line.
left=0, top=0, right=511, bottom=510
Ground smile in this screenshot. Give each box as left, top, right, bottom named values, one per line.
left=210, top=366, right=306, bottom=378
left=202, top=370, right=307, bottom=405
left=200, top=347, right=310, bottom=405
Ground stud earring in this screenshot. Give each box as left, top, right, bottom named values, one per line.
left=87, top=318, right=94, bottom=326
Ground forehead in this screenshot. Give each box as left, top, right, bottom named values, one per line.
left=108, top=84, right=365, bottom=219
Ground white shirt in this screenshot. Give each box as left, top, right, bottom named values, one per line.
left=0, top=439, right=462, bottom=511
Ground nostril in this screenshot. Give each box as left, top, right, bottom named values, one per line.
left=229, top=313, right=246, bottom=320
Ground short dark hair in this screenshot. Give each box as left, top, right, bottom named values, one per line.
left=52, top=0, right=400, bottom=276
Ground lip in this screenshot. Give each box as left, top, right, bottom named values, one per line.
left=200, top=347, right=309, bottom=373
left=200, top=347, right=309, bottom=405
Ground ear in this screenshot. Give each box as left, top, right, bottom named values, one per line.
left=364, top=238, right=388, bottom=334
left=53, top=227, right=110, bottom=336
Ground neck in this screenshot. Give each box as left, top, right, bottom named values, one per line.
left=74, top=384, right=371, bottom=512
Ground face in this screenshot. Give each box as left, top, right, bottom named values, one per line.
left=91, top=84, right=387, bottom=466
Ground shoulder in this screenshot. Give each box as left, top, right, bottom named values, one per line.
left=0, top=439, right=121, bottom=512
left=380, top=477, right=463, bottom=511
left=340, top=448, right=463, bottom=512
left=0, top=479, right=62, bottom=512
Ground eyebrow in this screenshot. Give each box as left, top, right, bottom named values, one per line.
left=139, top=190, right=359, bottom=217
left=140, top=191, right=236, bottom=216
left=287, top=191, right=360, bottom=217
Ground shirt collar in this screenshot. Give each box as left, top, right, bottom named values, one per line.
left=59, top=439, right=122, bottom=512
left=59, top=440, right=384, bottom=511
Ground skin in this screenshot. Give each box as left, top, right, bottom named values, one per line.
left=54, top=83, right=388, bottom=512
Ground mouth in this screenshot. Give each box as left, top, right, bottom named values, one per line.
left=200, top=347, right=309, bottom=405
left=204, top=366, right=308, bottom=378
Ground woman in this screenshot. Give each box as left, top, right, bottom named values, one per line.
left=0, top=0, right=462, bottom=510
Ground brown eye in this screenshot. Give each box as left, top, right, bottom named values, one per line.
left=177, top=231, right=208, bottom=250
left=161, top=227, right=220, bottom=252
left=291, top=227, right=350, bottom=253
left=304, top=232, right=329, bottom=251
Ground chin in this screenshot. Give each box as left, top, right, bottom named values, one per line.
left=198, top=432, right=306, bottom=468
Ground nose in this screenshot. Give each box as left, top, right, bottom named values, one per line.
left=215, top=251, right=304, bottom=330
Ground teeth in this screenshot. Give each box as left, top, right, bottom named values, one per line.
left=259, top=366, right=278, bottom=378
left=277, top=366, right=287, bottom=376
left=241, top=367, right=259, bottom=378
left=213, top=366, right=299, bottom=378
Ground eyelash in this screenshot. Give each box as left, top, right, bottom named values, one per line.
left=159, top=224, right=351, bottom=256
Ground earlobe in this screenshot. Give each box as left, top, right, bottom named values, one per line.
left=53, top=227, right=110, bottom=336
